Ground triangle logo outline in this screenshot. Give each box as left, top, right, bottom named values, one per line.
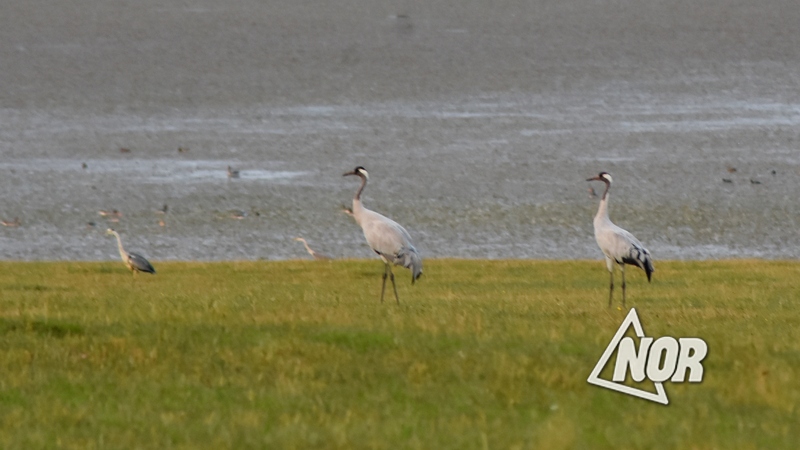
left=587, top=308, right=669, bottom=405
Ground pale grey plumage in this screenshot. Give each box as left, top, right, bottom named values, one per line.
left=106, top=228, right=156, bottom=275
left=343, top=166, right=422, bottom=304
left=587, top=172, right=653, bottom=307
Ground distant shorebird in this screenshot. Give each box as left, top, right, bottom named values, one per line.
left=178, top=147, right=189, bottom=153
left=99, top=209, right=122, bottom=223
left=750, top=179, right=762, bottom=185
left=156, top=204, right=168, bottom=214
left=726, top=166, right=737, bottom=173
left=106, top=228, right=156, bottom=275
left=389, top=13, right=413, bottom=34
left=82, top=162, right=88, bottom=169
left=227, top=166, right=240, bottom=178
left=294, top=237, right=331, bottom=261
left=722, top=178, right=733, bottom=183
left=119, top=147, right=131, bottom=153
left=99, top=210, right=122, bottom=223
left=588, top=186, right=598, bottom=199
left=1, top=217, right=21, bottom=227
left=587, top=172, right=654, bottom=308
left=344, top=166, right=422, bottom=304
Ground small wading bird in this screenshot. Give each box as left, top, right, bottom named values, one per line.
left=586, top=172, right=654, bottom=307
left=106, top=228, right=156, bottom=275
left=344, top=166, right=422, bottom=304
left=294, top=237, right=331, bottom=261
left=1, top=217, right=21, bottom=227
left=98, top=209, right=122, bottom=217
left=227, top=165, right=240, bottom=178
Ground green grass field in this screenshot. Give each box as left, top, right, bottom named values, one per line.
left=1, top=259, right=798, bottom=449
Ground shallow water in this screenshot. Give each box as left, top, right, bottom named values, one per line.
left=1, top=0, right=799, bottom=262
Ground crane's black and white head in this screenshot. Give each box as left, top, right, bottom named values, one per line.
left=586, top=172, right=613, bottom=184
left=586, top=172, right=613, bottom=198
left=343, top=166, right=369, bottom=180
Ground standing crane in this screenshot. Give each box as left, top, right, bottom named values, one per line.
left=343, top=166, right=422, bottom=304
left=586, top=172, right=654, bottom=307
left=294, top=237, right=331, bottom=261
left=106, top=228, right=156, bottom=275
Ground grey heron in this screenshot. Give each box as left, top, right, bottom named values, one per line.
left=294, top=237, right=331, bottom=261
left=344, top=166, right=422, bottom=304
left=586, top=172, right=654, bottom=308
left=106, top=228, right=156, bottom=275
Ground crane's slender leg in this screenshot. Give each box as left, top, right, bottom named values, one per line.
left=388, top=266, right=400, bottom=305
left=380, top=263, right=389, bottom=303
left=605, top=257, right=614, bottom=307
left=621, top=264, right=627, bottom=308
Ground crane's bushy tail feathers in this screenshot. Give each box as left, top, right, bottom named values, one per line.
left=622, top=244, right=654, bottom=282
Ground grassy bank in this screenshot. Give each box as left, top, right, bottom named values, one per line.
left=0, top=259, right=798, bottom=448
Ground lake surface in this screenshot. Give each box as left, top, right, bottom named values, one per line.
left=1, top=0, right=798, bottom=261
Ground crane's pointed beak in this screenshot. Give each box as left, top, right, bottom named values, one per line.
left=343, top=170, right=355, bottom=177
left=586, top=177, right=597, bottom=182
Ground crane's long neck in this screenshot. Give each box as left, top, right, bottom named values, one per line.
left=113, top=232, right=128, bottom=260
left=352, top=175, right=368, bottom=226
left=300, top=239, right=313, bottom=254
left=595, top=182, right=611, bottom=222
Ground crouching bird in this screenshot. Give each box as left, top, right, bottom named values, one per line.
left=106, top=228, right=156, bottom=275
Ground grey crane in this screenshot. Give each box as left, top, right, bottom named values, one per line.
left=294, top=237, right=331, bottom=261
left=106, top=228, right=156, bottom=275
left=343, top=166, right=422, bottom=304
left=586, top=172, right=654, bottom=307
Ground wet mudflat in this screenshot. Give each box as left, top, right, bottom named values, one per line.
left=1, top=0, right=798, bottom=261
